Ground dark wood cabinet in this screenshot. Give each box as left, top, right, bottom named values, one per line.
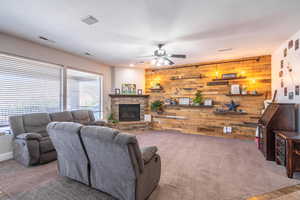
left=275, top=131, right=300, bottom=178
left=258, top=103, right=296, bottom=161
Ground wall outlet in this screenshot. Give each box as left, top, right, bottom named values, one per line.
left=223, top=126, right=232, bottom=134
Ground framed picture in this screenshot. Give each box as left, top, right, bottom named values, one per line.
left=137, top=89, right=143, bottom=95
left=281, top=60, right=284, bottom=69
left=295, top=39, right=299, bottom=51
left=284, top=48, right=287, bottom=57
left=178, top=97, right=190, bottom=105
left=288, top=40, right=294, bottom=49
left=230, top=84, right=240, bottom=95
left=295, top=85, right=300, bottom=96
left=222, top=73, right=237, bottom=79
left=289, top=92, right=294, bottom=100
left=204, top=99, right=213, bottom=106
left=284, top=87, right=288, bottom=96
left=115, top=88, right=120, bottom=95
left=121, top=84, right=136, bottom=94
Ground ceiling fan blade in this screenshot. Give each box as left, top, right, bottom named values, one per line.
left=165, top=58, right=175, bottom=65
left=136, top=55, right=155, bottom=58
left=170, top=54, right=186, bottom=59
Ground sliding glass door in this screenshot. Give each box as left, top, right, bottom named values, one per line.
left=66, top=69, right=103, bottom=119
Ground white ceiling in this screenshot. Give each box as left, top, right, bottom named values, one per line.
left=1, top=0, right=300, bottom=68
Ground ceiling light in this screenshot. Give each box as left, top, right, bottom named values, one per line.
left=151, top=59, right=157, bottom=65
left=218, top=48, right=233, bottom=52
left=164, top=60, right=170, bottom=65
left=81, top=15, right=99, bottom=25
left=129, top=64, right=135, bottom=67
left=38, top=36, right=55, bottom=43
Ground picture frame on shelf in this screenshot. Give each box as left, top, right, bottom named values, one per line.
left=178, top=97, right=191, bottom=105
left=222, top=73, right=237, bottom=79
left=121, top=83, right=136, bottom=94
left=137, top=89, right=143, bottom=95
left=204, top=99, right=213, bottom=106
left=230, top=84, right=240, bottom=95
left=289, top=92, right=294, bottom=100
left=115, top=88, right=120, bottom=95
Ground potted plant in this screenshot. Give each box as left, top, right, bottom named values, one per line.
left=192, top=90, right=203, bottom=106
left=151, top=100, right=164, bottom=114
left=108, top=113, right=119, bottom=124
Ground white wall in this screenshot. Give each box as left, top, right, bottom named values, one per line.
left=112, top=66, right=145, bottom=92
left=272, top=29, right=300, bottom=103
left=0, top=33, right=113, bottom=157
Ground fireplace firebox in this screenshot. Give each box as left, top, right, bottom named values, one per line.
left=119, top=104, right=140, bottom=121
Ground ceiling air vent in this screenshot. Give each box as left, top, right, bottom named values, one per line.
left=217, top=48, right=233, bottom=52
left=38, top=36, right=55, bottom=43
left=81, top=15, right=99, bottom=25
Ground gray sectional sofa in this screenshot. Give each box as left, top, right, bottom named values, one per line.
left=9, top=110, right=105, bottom=166
left=47, top=122, right=161, bottom=200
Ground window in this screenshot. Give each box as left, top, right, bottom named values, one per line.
left=0, top=54, right=62, bottom=127
left=67, top=69, right=103, bottom=119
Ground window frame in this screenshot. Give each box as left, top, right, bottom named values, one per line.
left=0, top=52, right=104, bottom=130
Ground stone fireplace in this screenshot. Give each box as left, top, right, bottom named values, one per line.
left=110, top=94, right=149, bottom=122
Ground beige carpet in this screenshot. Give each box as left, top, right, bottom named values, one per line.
left=0, top=130, right=299, bottom=200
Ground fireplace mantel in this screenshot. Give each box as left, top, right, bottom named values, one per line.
left=109, top=94, right=149, bottom=98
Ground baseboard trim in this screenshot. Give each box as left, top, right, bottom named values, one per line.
left=0, top=152, right=13, bottom=162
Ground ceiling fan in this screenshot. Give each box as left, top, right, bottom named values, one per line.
left=138, top=44, right=186, bottom=67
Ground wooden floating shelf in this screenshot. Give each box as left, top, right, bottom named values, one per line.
left=170, top=75, right=205, bottom=80
left=226, top=93, right=264, bottom=97
left=109, top=94, right=149, bottom=98
left=213, top=111, right=248, bottom=115
left=207, top=81, right=229, bottom=86
left=212, top=76, right=247, bottom=81
left=153, top=115, right=187, bottom=120
left=165, top=105, right=214, bottom=109
left=149, top=88, right=163, bottom=92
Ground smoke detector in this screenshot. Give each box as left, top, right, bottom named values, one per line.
left=81, top=15, right=99, bottom=25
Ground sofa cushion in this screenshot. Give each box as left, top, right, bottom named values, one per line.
left=39, top=137, right=55, bottom=153
left=71, top=110, right=91, bottom=123
left=50, top=111, right=73, bottom=122
left=23, top=113, right=51, bottom=137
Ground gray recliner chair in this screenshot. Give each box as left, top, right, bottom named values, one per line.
left=47, top=122, right=161, bottom=200
left=47, top=122, right=89, bottom=185
left=81, top=126, right=161, bottom=200
left=71, top=110, right=105, bottom=126
left=9, top=113, right=57, bottom=166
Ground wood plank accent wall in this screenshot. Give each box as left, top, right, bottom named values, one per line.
left=145, top=55, right=272, bottom=139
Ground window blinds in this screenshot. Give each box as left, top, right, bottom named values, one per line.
left=0, top=54, right=62, bottom=126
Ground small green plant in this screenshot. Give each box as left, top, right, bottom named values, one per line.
left=151, top=100, right=164, bottom=112
left=193, top=90, right=203, bottom=105
left=108, top=113, right=119, bottom=124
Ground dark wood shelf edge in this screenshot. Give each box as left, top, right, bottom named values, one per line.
left=226, top=94, right=264, bottom=97
left=109, top=94, right=149, bottom=98
left=212, top=76, right=247, bottom=81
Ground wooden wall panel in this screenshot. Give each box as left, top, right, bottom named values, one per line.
left=145, top=55, right=272, bottom=139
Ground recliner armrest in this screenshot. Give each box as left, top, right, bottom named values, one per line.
left=16, top=133, right=42, bottom=140
left=141, top=146, right=158, bottom=164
